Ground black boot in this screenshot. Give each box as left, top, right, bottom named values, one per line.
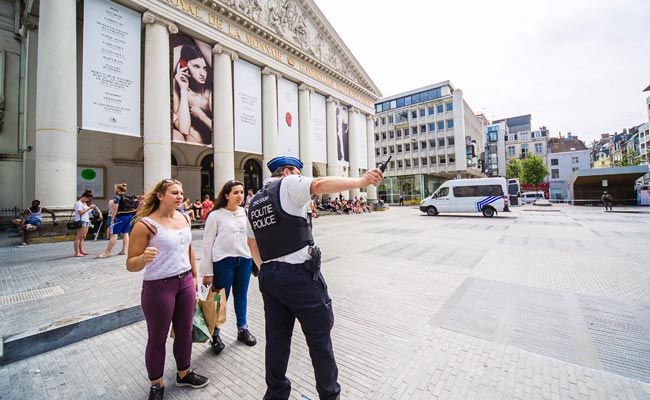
left=211, top=334, right=225, bottom=354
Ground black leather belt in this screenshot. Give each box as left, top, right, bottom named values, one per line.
left=175, top=269, right=192, bottom=279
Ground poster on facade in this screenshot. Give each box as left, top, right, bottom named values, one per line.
left=310, top=92, right=327, bottom=163
left=234, top=59, right=262, bottom=154
left=77, top=167, right=105, bottom=198
left=277, top=78, right=299, bottom=156
left=81, top=0, right=141, bottom=136
left=336, top=105, right=349, bottom=166
left=355, top=111, right=368, bottom=169
left=170, top=33, right=213, bottom=146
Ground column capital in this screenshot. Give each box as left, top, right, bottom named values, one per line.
left=326, top=96, right=339, bottom=105
left=212, top=44, right=239, bottom=61
left=142, top=11, right=178, bottom=34
left=298, top=84, right=314, bottom=93
left=349, top=107, right=360, bottom=114
left=262, top=67, right=281, bottom=80
left=21, top=14, right=38, bottom=30
left=366, top=114, right=375, bottom=122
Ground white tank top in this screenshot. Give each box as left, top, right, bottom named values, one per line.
left=141, top=216, right=192, bottom=281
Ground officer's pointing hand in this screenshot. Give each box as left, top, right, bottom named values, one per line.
left=362, top=168, right=384, bottom=187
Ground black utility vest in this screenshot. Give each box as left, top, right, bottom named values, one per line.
left=247, top=178, right=313, bottom=262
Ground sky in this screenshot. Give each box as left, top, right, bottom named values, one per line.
left=313, top=0, right=650, bottom=144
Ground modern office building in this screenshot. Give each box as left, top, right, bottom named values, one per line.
left=484, top=121, right=507, bottom=177
left=0, top=0, right=382, bottom=211
left=372, top=81, right=484, bottom=203
left=547, top=135, right=590, bottom=201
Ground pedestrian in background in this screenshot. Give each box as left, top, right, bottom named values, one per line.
left=97, top=183, right=135, bottom=258
left=73, top=191, right=95, bottom=257
left=126, top=178, right=208, bottom=400
left=246, top=155, right=383, bottom=400
left=201, top=179, right=257, bottom=355
left=105, top=198, right=114, bottom=240
left=601, top=191, right=613, bottom=211
left=201, top=194, right=213, bottom=220
left=12, top=199, right=57, bottom=247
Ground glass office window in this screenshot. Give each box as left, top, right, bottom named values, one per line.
left=447, top=136, right=455, bottom=145
left=429, top=123, right=435, bottom=131
left=447, top=120, right=454, bottom=129
left=438, top=121, right=445, bottom=131
left=428, top=107, right=435, bottom=115
left=446, top=103, right=453, bottom=112
left=420, top=109, right=425, bottom=117
left=437, top=104, right=444, bottom=113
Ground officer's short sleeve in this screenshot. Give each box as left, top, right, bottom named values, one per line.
left=246, top=216, right=254, bottom=238
left=280, top=175, right=313, bottom=217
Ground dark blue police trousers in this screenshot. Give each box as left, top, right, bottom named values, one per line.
left=258, top=261, right=341, bottom=400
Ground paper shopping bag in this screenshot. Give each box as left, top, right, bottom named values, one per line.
left=198, top=287, right=227, bottom=336
left=170, top=301, right=212, bottom=343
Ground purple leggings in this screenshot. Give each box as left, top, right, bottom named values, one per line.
left=141, top=272, right=195, bottom=381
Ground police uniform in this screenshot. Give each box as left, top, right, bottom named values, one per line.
left=247, top=157, right=340, bottom=400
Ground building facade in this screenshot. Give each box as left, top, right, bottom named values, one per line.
left=547, top=136, right=590, bottom=201
left=0, top=0, right=383, bottom=211
left=372, top=81, right=484, bottom=203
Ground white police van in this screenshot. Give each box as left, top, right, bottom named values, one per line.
left=419, top=177, right=508, bottom=217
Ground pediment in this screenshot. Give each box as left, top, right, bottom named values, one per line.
left=218, top=0, right=381, bottom=98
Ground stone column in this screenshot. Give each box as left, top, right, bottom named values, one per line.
left=298, top=84, right=312, bottom=177
left=213, top=45, right=236, bottom=191
left=366, top=115, right=378, bottom=202
left=326, top=97, right=338, bottom=197
left=20, top=15, right=38, bottom=205
left=34, top=0, right=77, bottom=207
left=142, top=12, right=177, bottom=191
left=348, top=108, right=360, bottom=199
left=262, top=67, right=280, bottom=180
left=325, top=97, right=339, bottom=177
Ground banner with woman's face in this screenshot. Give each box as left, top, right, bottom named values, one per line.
left=336, top=105, right=349, bottom=166
left=170, top=33, right=213, bottom=146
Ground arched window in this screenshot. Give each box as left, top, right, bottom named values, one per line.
left=244, top=159, right=262, bottom=193
left=200, top=155, right=214, bottom=197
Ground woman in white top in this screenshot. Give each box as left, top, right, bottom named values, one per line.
left=73, top=191, right=95, bottom=257
left=105, top=198, right=114, bottom=240
left=126, top=179, right=209, bottom=400
left=201, top=179, right=257, bottom=355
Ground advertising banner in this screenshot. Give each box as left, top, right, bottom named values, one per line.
left=310, top=92, right=327, bottom=163
left=336, top=105, right=349, bottom=166
left=171, top=33, right=213, bottom=146
left=82, top=0, right=141, bottom=136
left=277, top=78, right=299, bottom=157
left=234, top=59, right=262, bottom=154
left=355, top=111, right=368, bottom=169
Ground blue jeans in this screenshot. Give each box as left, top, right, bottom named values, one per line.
left=212, top=256, right=253, bottom=331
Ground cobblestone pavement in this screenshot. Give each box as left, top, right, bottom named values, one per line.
left=1, top=204, right=649, bottom=399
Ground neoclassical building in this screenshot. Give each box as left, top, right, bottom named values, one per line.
left=0, top=0, right=381, bottom=210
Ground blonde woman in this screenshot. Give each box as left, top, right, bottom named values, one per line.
left=126, top=179, right=209, bottom=400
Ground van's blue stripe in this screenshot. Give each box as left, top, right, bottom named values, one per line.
left=476, top=196, right=502, bottom=211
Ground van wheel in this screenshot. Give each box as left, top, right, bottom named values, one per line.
left=426, top=206, right=438, bottom=216
left=482, top=207, right=495, bottom=218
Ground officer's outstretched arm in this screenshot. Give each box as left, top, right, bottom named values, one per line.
left=310, top=168, right=383, bottom=195
left=247, top=237, right=263, bottom=268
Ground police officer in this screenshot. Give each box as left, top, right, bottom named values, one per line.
left=247, top=156, right=383, bottom=400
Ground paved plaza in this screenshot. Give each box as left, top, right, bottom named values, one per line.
left=0, top=204, right=649, bottom=399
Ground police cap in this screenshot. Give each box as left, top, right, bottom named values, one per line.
left=267, top=156, right=303, bottom=172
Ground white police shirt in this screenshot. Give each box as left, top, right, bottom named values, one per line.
left=246, top=175, right=313, bottom=264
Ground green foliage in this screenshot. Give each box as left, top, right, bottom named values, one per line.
left=506, top=159, right=521, bottom=179
left=621, top=150, right=641, bottom=166
left=520, top=154, right=549, bottom=186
